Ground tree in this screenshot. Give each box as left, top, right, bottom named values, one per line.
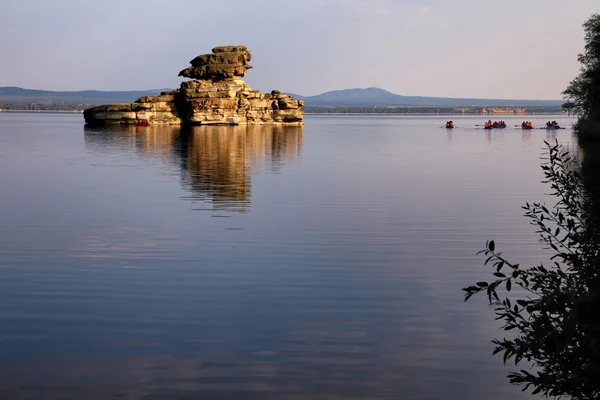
left=463, top=141, right=600, bottom=399
left=563, top=14, right=600, bottom=137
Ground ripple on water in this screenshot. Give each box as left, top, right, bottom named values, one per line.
left=0, top=114, right=575, bottom=399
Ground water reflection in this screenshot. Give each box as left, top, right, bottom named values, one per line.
left=445, top=129, right=452, bottom=143
left=83, top=124, right=303, bottom=212
left=0, top=114, right=568, bottom=399
left=484, top=130, right=505, bottom=144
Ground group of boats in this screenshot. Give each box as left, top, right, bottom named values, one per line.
left=444, top=120, right=564, bottom=130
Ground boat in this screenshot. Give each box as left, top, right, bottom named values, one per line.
left=445, top=125, right=454, bottom=129
left=521, top=125, right=534, bottom=130
left=544, top=125, right=564, bottom=130
left=483, top=122, right=507, bottom=129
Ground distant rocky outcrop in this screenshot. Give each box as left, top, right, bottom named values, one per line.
left=83, top=46, right=303, bottom=126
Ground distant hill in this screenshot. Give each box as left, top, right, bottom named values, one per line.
left=0, top=86, right=563, bottom=108
left=288, top=87, right=563, bottom=107
left=0, top=87, right=166, bottom=105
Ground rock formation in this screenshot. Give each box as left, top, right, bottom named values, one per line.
left=84, top=46, right=303, bottom=126
left=178, top=45, right=252, bottom=80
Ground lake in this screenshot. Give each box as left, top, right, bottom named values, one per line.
left=0, top=113, right=575, bottom=399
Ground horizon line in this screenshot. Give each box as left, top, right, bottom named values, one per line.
left=0, top=85, right=564, bottom=102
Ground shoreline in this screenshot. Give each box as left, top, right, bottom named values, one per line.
left=0, top=110, right=565, bottom=116
left=305, top=112, right=567, bottom=116
left=0, top=110, right=82, bottom=114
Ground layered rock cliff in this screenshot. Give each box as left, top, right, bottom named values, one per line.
left=83, top=46, right=303, bottom=126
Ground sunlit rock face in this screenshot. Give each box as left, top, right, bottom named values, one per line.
left=178, top=45, right=253, bottom=81
left=83, top=46, right=303, bottom=126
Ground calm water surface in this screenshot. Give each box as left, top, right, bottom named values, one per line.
left=0, top=113, right=576, bottom=399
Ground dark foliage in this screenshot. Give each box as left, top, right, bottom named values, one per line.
left=563, top=14, right=600, bottom=141
left=463, top=141, right=600, bottom=399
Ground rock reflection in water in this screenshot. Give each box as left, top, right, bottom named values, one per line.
left=83, top=124, right=302, bottom=212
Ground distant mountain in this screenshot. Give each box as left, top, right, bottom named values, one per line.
left=0, top=87, right=166, bottom=105
left=288, top=87, right=563, bottom=107
left=0, top=86, right=563, bottom=108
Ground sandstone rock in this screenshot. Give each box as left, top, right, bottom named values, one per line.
left=274, top=110, right=303, bottom=123
left=106, top=104, right=131, bottom=112
left=278, top=96, right=300, bottom=110
left=84, top=46, right=303, bottom=126
left=178, top=45, right=252, bottom=81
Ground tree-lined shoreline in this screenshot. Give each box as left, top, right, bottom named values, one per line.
left=0, top=103, right=564, bottom=115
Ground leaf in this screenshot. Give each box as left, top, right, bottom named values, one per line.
left=488, top=240, right=495, bottom=252
left=506, top=279, right=512, bottom=292
left=503, top=349, right=510, bottom=364
left=476, top=281, right=488, bottom=287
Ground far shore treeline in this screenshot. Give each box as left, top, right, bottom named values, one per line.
left=0, top=85, right=564, bottom=114
left=0, top=103, right=563, bottom=115
left=303, top=105, right=563, bottom=114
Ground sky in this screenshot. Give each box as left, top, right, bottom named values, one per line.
left=0, top=0, right=597, bottom=99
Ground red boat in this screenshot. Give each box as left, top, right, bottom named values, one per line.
left=135, top=111, right=150, bottom=126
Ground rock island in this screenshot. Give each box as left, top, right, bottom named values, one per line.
left=83, top=46, right=303, bottom=126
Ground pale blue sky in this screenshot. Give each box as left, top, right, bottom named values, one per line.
left=0, top=0, right=597, bottom=99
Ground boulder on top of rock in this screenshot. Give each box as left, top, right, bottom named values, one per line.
left=179, top=46, right=252, bottom=81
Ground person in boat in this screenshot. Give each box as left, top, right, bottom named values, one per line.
left=446, top=121, right=453, bottom=128
left=546, top=121, right=552, bottom=127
